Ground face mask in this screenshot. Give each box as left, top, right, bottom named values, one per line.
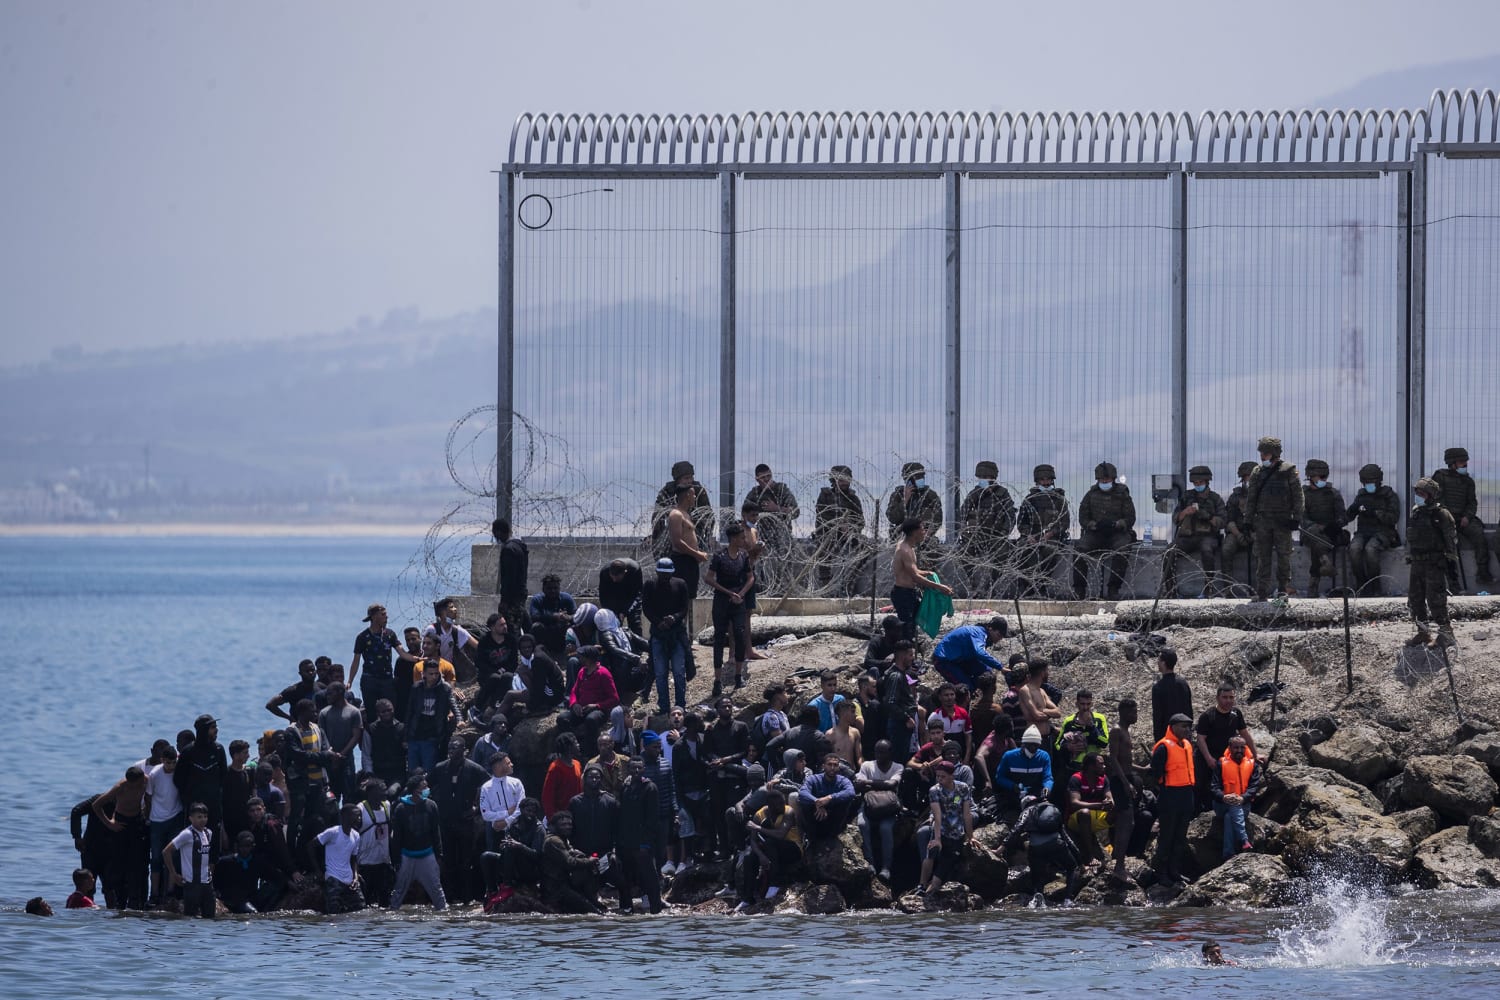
left=1261, top=460, right=1273, bottom=468
left=1364, top=483, right=1376, bottom=494
left=1022, top=746, right=1037, bottom=758
left=982, top=479, right=995, bottom=487
left=1313, top=479, right=1327, bottom=489
left=1194, top=484, right=1207, bottom=493
left=1458, top=468, right=1470, bottom=476
left=914, top=478, right=927, bottom=489
left=1039, top=484, right=1053, bottom=492
left=1097, top=481, right=1113, bottom=491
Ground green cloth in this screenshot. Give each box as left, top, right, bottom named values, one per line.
left=915, top=573, right=954, bottom=638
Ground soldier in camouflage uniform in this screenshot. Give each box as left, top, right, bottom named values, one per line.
left=1432, top=447, right=1494, bottom=590
left=1299, top=458, right=1348, bottom=597
left=1219, top=460, right=1258, bottom=593
left=1345, top=463, right=1402, bottom=596
left=959, top=460, right=1017, bottom=598
left=1245, top=437, right=1304, bottom=600
left=652, top=460, right=716, bottom=556
left=1074, top=461, right=1137, bottom=600
left=885, top=462, right=944, bottom=552
left=1161, top=465, right=1226, bottom=597
left=1016, top=463, right=1070, bottom=599
left=813, top=465, right=866, bottom=595
left=1406, top=477, right=1459, bottom=647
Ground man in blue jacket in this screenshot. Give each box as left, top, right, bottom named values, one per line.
left=994, top=726, right=1053, bottom=813
left=931, top=617, right=1009, bottom=692
left=797, top=753, right=857, bottom=842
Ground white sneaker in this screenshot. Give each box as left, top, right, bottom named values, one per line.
left=734, top=901, right=751, bottom=913
left=878, top=868, right=892, bottom=881
left=660, top=862, right=675, bottom=877
left=714, top=884, right=738, bottom=899
left=764, top=885, right=781, bottom=900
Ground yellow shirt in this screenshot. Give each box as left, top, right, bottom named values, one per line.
left=752, top=805, right=802, bottom=849
left=412, top=658, right=456, bottom=684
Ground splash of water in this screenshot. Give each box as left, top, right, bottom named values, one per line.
left=1266, top=878, right=1413, bottom=968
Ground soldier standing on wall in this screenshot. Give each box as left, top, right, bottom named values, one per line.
left=1017, top=464, right=1070, bottom=599
left=1406, top=477, right=1459, bottom=648
left=1161, top=465, right=1225, bottom=598
left=959, top=460, right=1016, bottom=599
left=1345, top=463, right=1402, bottom=596
left=1299, top=458, right=1349, bottom=598
left=1432, top=447, right=1494, bottom=592
left=1245, top=437, right=1303, bottom=601
left=1219, top=461, right=1258, bottom=594
left=1073, top=462, right=1136, bottom=601
left=744, top=464, right=799, bottom=596
left=813, top=465, right=866, bottom=595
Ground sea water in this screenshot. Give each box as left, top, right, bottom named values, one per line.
left=1, top=536, right=1498, bottom=999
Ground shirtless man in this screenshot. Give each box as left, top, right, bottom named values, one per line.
left=1017, top=659, right=1063, bottom=741
left=94, top=766, right=150, bottom=909
left=668, top=484, right=711, bottom=614
left=826, top=699, right=863, bottom=768
left=891, top=518, right=953, bottom=641
left=1106, top=697, right=1150, bottom=881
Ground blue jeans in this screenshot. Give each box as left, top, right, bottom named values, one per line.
left=857, top=811, right=897, bottom=872
left=652, top=625, right=688, bottom=709
left=1214, top=800, right=1249, bottom=857
left=407, top=739, right=439, bottom=775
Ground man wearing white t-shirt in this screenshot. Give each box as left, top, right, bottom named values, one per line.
left=145, top=747, right=185, bottom=907
left=312, top=804, right=364, bottom=914
left=163, top=802, right=216, bottom=918
left=425, top=598, right=477, bottom=677
left=854, top=741, right=904, bottom=880
left=479, top=753, right=526, bottom=851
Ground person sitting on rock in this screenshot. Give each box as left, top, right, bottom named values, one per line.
left=1210, top=737, right=1262, bottom=860
left=1064, top=752, right=1115, bottom=868
left=796, top=753, right=857, bottom=842
left=765, top=706, right=834, bottom=771
left=919, top=760, right=975, bottom=895
left=541, top=811, right=606, bottom=915
left=1004, top=794, right=1081, bottom=897
left=771, top=748, right=811, bottom=799
left=994, top=726, right=1054, bottom=814
left=736, top=789, right=801, bottom=910
left=479, top=796, right=544, bottom=904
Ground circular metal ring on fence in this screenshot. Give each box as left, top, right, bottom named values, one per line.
left=518, top=193, right=553, bottom=230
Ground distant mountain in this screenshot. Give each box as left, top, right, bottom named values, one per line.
left=1308, top=53, right=1500, bottom=111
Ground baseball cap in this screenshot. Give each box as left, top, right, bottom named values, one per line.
left=363, top=603, right=386, bottom=621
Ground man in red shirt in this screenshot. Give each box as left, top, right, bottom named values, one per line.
left=560, top=646, right=619, bottom=750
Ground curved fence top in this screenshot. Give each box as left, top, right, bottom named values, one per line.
left=508, top=88, right=1499, bottom=167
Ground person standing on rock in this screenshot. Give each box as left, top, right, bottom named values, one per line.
left=1432, top=447, right=1494, bottom=590
left=1194, top=683, right=1257, bottom=813
left=891, top=518, right=954, bottom=643
left=1245, top=436, right=1303, bottom=600
left=1210, top=736, right=1262, bottom=860
left=1344, top=464, right=1402, bottom=596
left=1107, top=697, right=1149, bottom=882
left=491, top=517, right=530, bottom=622
left=1150, top=713, right=1197, bottom=887
left=1407, top=477, right=1460, bottom=647
left=1150, top=648, right=1193, bottom=743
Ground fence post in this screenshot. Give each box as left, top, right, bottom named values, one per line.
left=719, top=170, right=737, bottom=514
left=496, top=169, right=515, bottom=523
left=944, top=170, right=962, bottom=540
left=1406, top=155, right=1427, bottom=541
left=1170, top=166, right=1188, bottom=487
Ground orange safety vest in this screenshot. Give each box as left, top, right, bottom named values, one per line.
left=1153, top=732, right=1195, bottom=788
left=1220, top=750, right=1255, bottom=796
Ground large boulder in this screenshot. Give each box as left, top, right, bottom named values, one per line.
left=895, top=883, right=985, bottom=913
left=1469, top=815, right=1500, bottom=859
left=508, top=713, right=563, bottom=792
left=1401, top=755, right=1499, bottom=823
left=848, top=877, right=894, bottom=910
left=805, top=823, right=875, bottom=899
left=1185, top=811, right=1286, bottom=876
left=1392, top=807, right=1440, bottom=848
left=1257, top=766, right=1412, bottom=881
left=1410, top=827, right=1500, bottom=890
left=1458, top=734, right=1500, bottom=780
left=1173, top=853, right=1297, bottom=908
left=957, top=822, right=1011, bottom=899
left=664, top=860, right=731, bottom=906
left=793, top=882, right=847, bottom=914
left=1305, top=724, right=1401, bottom=786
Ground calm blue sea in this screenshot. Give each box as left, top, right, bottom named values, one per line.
left=1, top=536, right=1498, bottom=999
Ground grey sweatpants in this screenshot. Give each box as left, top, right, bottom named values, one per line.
left=388, top=852, right=447, bottom=910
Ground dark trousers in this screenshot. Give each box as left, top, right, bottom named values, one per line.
left=360, top=675, right=395, bottom=718
left=439, top=818, right=480, bottom=903
left=741, top=837, right=801, bottom=900
left=1153, top=786, right=1195, bottom=881
left=708, top=777, right=746, bottom=857
left=1251, top=521, right=1294, bottom=596
left=890, top=586, right=920, bottom=642
left=1074, top=529, right=1134, bottom=598
left=324, top=876, right=365, bottom=914
left=616, top=846, right=663, bottom=910
left=480, top=839, right=541, bottom=893
left=1018, top=538, right=1064, bottom=598
left=1409, top=559, right=1453, bottom=634
left=1162, top=536, right=1219, bottom=596
left=287, top=782, right=329, bottom=855
left=711, top=594, right=749, bottom=672
left=1456, top=517, right=1494, bottom=581
left=181, top=881, right=216, bottom=919
left=558, top=707, right=608, bottom=750
left=797, top=798, right=855, bottom=842
left=104, top=815, right=148, bottom=910
left=360, top=862, right=394, bottom=909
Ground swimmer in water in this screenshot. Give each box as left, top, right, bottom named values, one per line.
left=1202, top=940, right=1236, bottom=966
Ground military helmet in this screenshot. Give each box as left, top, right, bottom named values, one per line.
left=1359, top=463, right=1383, bottom=483
left=1033, top=464, right=1056, bottom=482
left=830, top=464, right=853, bottom=479
left=975, top=460, right=999, bottom=479
left=1415, top=476, right=1441, bottom=497
left=1305, top=458, right=1330, bottom=478
left=1188, top=465, right=1212, bottom=480
left=1094, top=462, right=1118, bottom=480
left=1257, top=437, right=1283, bottom=456
left=1444, top=447, right=1469, bottom=465
left=1237, top=461, right=1258, bottom=479
left=671, top=460, right=695, bottom=480
left=901, top=461, right=926, bottom=481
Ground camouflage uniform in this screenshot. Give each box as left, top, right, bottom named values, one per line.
left=885, top=461, right=944, bottom=558
left=1161, top=465, right=1226, bottom=597
left=1219, top=460, right=1258, bottom=591
left=1432, top=447, right=1493, bottom=586
left=1299, top=458, right=1349, bottom=595
left=651, top=460, right=717, bottom=556
left=1017, top=464, right=1070, bottom=599
left=743, top=478, right=799, bottom=555
left=812, top=466, right=866, bottom=595
left=1245, top=438, right=1304, bottom=599
left=1345, top=463, right=1402, bottom=595
left=959, top=460, right=1017, bottom=597
left=1407, top=477, right=1458, bottom=644
left=1074, top=462, right=1137, bottom=600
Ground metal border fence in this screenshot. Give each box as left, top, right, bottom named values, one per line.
left=495, top=90, right=1500, bottom=533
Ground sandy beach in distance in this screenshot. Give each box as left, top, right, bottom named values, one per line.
left=0, top=522, right=434, bottom=538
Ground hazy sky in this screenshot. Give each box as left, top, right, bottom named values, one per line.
left=1, top=0, right=1496, bottom=365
